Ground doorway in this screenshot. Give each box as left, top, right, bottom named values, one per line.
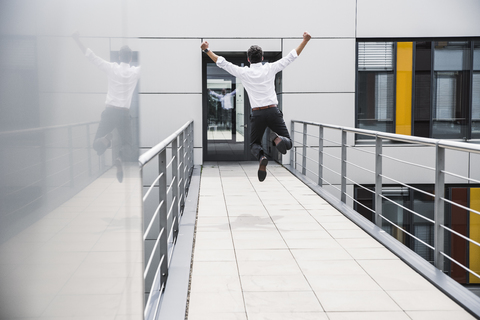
left=202, top=51, right=282, bottom=161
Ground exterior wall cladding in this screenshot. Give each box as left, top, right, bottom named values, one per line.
left=9, top=0, right=480, bottom=173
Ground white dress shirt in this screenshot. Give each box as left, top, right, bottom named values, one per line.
left=86, top=48, right=141, bottom=109
left=216, top=49, right=298, bottom=109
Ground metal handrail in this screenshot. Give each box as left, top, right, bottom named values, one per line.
left=139, top=120, right=194, bottom=320
left=290, top=120, right=480, bottom=284
left=0, top=121, right=99, bottom=136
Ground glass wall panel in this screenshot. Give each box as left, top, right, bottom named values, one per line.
left=414, top=42, right=432, bottom=137
left=432, top=41, right=470, bottom=139
left=472, top=41, right=480, bottom=139
left=357, top=42, right=395, bottom=136
left=412, top=186, right=434, bottom=263
left=357, top=72, right=395, bottom=133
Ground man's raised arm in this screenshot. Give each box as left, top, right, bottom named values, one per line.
left=296, top=32, right=312, bottom=56
left=72, top=31, right=87, bottom=55
left=200, top=41, right=219, bottom=63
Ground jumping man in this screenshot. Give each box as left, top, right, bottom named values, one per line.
left=201, top=32, right=311, bottom=181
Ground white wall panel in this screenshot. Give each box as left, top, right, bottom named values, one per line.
left=471, top=153, right=480, bottom=183
left=126, top=0, right=356, bottom=38
left=39, top=93, right=104, bottom=127
left=206, top=39, right=282, bottom=53
left=35, top=0, right=123, bottom=38
left=283, top=39, right=356, bottom=93
left=139, top=93, right=202, bottom=149
left=111, top=38, right=202, bottom=93
left=282, top=93, right=355, bottom=128
left=357, top=0, right=480, bottom=38
left=37, top=37, right=110, bottom=94
left=282, top=93, right=354, bottom=165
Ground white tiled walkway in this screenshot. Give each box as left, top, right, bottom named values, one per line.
left=188, top=162, right=475, bottom=320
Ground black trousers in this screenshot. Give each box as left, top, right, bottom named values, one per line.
left=94, top=106, right=132, bottom=160
left=250, top=106, right=292, bottom=160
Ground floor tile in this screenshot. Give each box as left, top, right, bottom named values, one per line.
left=240, top=274, right=312, bottom=291
left=406, top=310, right=477, bottom=320
left=317, top=290, right=402, bottom=312
left=327, top=311, right=411, bottom=320
left=248, top=312, right=329, bottom=320
left=244, top=291, right=323, bottom=313
left=387, top=290, right=464, bottom=311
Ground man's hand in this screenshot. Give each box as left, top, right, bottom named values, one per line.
left=201, top=41, right=219, bottom=63
left=303, top=32, right=311, bottom=42
left=296, top=31, right=311, bottom=56
left=201, top=41, right=209, bottom=51
left=72, top=30, right=86, bottom=54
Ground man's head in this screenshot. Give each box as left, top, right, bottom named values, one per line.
left=247, top=45, right=263, bottom=64
left=119, top=45, right=132, bottom=63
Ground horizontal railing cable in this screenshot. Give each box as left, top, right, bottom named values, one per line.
left=379, top=174, right=436, bottom=199
left=379, top=193, right=435, bottom=224
left=380, top=153, right=435, bottom=171
left=143, top=173, right=165, bottom=202
left=441, top=224, right=480, bottom=248
left=143, top=201, right=165, bottom=241
left=378, top=213, right=435, bottom=251
left=440, top=252, right=480, bottom=280
left=441, top=197, right=480, bottom=217
left=441, top=170, right=480, bottom=184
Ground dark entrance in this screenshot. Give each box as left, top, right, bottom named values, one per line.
left=202, top=52, right=282, bottom=161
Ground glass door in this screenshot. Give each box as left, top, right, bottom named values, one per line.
left=203, top=55, right=250, bottom=161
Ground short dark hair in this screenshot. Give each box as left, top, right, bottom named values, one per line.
left=247, top=45, right=263, bottom=63
left=119, top=45, right=132, bottom=63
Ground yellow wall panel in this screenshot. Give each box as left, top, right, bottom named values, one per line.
left=470, top=188, right=480, bottom=283
left=396, top=42, right=413, bottom=136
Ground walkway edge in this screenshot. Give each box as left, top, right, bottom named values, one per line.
left=284, top=164, right=480, bottom=319
left=157, top=165, right=201, bottom=320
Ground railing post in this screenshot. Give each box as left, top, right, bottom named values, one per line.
left=190, top=122, right=194, bottom=170
left=375, top=135, right=383, bottom=227
left=187, top=122, right=193, bottom=172
left=434, top=143, right=445, bottom=271
left=302, top=123, right=307, bottom=175
left=318, top=126, right=323, bottom=187
left=179, top=131, right=185, bottom=213
left=341, top=129, right=347, bottom=203
left=158, top=149, right=168, bottom=290
left=171, top=137, right=179, bottom=240
left=290, top=121, right=295, bottom=168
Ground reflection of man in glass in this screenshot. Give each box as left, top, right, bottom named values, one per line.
left=209, top=88, right=236, bottom=130
left=209, top=88, right=236, bottom=110
left=72, top=32, right=141, bottom=182
left=201, top=32, right=311, bottom=181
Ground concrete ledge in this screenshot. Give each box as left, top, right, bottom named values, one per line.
left=284, top=164, right=480, bottom=319
left=157, top=165, right=201, bottom=320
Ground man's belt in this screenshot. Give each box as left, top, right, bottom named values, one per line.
left=252, top=104, right=277, bottom=111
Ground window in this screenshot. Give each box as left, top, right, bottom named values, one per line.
left=432, top=41, right=470, bottom=139
left=357, top=39, right=480, bottom=140
left=357, top=42, right=395, bottom=133
left=472, top=41, right=480, bottom=139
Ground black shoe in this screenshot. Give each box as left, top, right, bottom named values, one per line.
left=115, top=158, right=123, bottom=183
left=258, top=156, right=268, bottom=182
